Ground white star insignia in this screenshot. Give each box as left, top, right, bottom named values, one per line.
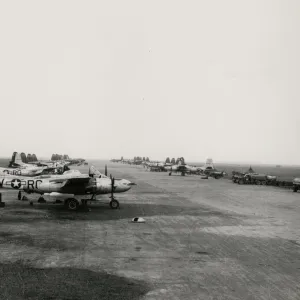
left=11, top=179, right=21, bottom=188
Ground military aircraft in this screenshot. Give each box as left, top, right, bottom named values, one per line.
left=110, top=159, right=122, bottom=163
left=203, top=169, right=226, bottom=179
left=7, top=152, right=71, bottom=174
left=9, top=152, right=51, bottom=169
left=165, top=164, right=187, bottom=175
left=163, top=158, right=192, bottom=176
left=196, top=158, right=226, bottom=179
left=183, top=165, right=202, bottom=174
left=197, top=158, right=215, bottom=173
left=164, top=158, right=225, bottom=178
left=0, top=167, right=48, bottom=177
left=27, top=160, right=70, bottom=168
left=0, top=166, right=135, bottom=211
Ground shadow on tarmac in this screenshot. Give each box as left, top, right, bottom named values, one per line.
left=0, top=260, right=150, bottom=300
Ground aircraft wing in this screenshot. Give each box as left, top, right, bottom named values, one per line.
left=64, top=177, right=91, bottom=185
left=49, top=176, right=90, bottom=184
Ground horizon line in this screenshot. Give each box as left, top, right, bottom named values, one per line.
left=0, top=156, right=299, bottom=167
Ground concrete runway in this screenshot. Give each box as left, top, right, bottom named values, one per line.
left=0, top=162, right=300, bottom=299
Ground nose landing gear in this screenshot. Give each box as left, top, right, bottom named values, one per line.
left=109, top=175, right=120, bottom=209
left=109, top=197, right=119, bottom=209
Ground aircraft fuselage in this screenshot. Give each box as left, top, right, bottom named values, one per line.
left=0, top=176, right=133, bottom=196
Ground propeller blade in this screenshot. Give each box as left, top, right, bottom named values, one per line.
left=105, top=165, right=107, bottom=176
left=110, top=176, right=115, bottom=198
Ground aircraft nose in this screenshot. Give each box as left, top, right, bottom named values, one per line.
left=120, top=179, right=136, bottom=191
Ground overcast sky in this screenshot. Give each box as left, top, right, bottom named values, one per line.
left=0, top=0, right=299, bottom=164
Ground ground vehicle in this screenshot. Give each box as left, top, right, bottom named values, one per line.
left=149, top=166, right=164, bottom=172
left=248, top=174, right=269, bottom=185
left=266, top=175, right=277, bottom=185
left=232, top=172, right=245, bottom=183
left=292, top=178, right=300, bottom=192
left=233, top=173, right=269, bottom=185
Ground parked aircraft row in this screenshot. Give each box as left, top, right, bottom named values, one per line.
left=110, top=157, right=226, bottom=179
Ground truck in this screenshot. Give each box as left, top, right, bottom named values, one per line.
left=292, top=178, right=300, bottom=192
left=233, top=173, right=272, bottom=185
left=265, top=175, right=277, bottom=186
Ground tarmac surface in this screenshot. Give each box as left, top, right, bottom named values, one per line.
left=0, top=162, right=300, bottom=299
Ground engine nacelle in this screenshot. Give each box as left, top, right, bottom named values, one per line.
left=85, top=178, right=98, bottom=193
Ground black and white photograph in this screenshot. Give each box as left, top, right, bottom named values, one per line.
left=0, top=1, right=299, bottom=299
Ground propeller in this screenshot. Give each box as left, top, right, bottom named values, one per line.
left=105, top=165, right=107, bottom=176
left=110, top=173, right=116, bottom=199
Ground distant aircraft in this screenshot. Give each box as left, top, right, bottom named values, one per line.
left=0, top=167, right=47, bottom=177
left=0, top=166, right=135, bottom=211
left=9, top=152, right=51, bottom=169
left=110, top=159, right=121, bottom=163
left=164, top=160, right=189, bottom=175
left=165, top=158, right=225, bottom=178
left=8, top=152, right=70, bottom=173
left=197, top=158, right=215, bottom=173
left=197, top=159, right=225, bottom=179
left=27, top=160, right=70, bottom=168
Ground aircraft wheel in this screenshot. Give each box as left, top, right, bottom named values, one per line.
left=293, top=186, right=298, bottom=192
left=18, top=191, right=22, bottom=201
left=169, top=172, right=172, bottom=176
left=66, top=198, right=79, bottom=211
left=109, top=199, right=119, bottom=209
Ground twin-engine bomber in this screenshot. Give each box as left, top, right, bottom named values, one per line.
left=0, top=166, right=136, bottom=211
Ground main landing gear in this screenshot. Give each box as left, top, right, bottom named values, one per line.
left=16, top=191, right=120, bottom=212
left=64, top=198, right=80, bottom=211
left=17, top=191, right=28, bottom=202
left=64, top=194, right=120, bottom=211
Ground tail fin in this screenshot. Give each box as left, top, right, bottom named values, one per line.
left=14, top=153, right=24, bottom=166
left=11, top=152, right=17, bottom=162
left=8, top=152, right=23, bottom=168
left=89, top=165, right=108, bottom=178
left=203, top=158, right=214, bottom=170
left=178, top=158, right=185, bottom=165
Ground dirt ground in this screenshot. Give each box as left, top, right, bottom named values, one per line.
left=0, top=162, right=300, bottom=300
